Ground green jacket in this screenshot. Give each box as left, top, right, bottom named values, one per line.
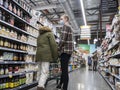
left=36, top=31, right=58, bottom=62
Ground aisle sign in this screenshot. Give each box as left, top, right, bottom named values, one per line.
left=80, top=25, right=91, bottom=40
left=101, top=0, right=118, bottom=13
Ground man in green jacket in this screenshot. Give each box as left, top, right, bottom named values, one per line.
left=36, top=26, right=58, bottom=90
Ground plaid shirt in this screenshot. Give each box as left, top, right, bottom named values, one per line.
left=59, top=25, right=73, bottom=55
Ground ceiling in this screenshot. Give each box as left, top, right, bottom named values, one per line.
left=25, top=0, right=117, bottom=44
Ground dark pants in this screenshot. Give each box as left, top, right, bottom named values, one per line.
left=93, top=61, right=97, bottom=71
left=59, top=53, right=71, bottom=90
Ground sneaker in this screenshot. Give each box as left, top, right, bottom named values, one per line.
left=56, top=84, right=61, bottom=89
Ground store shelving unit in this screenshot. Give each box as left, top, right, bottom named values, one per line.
left=0, top=1, right=38, bottom=90
left=98, top=70, right=116, bottom=90
left=0, top=20, right=37, bottom=38
left=0, top=5, right=38, bottom=30
left=11, top=0, right=32, bottom=18
left=98, top=12, right=120, bottom=90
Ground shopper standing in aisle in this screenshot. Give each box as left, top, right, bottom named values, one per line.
left=88, top=56, right=92, bottom=70
left=57, top=15, right=73, bottom=90
left=93, top=56, right=98, bottom=71
left=36, top=26, right=58, bottom=90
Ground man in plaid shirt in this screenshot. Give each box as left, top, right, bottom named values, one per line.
left=57, top=15, right=73, bottom=90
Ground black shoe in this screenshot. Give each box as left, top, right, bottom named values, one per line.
left=56, top=84, right=61, bottom=89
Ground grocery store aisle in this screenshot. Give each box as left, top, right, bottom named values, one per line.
left=30, top=67, right=111, bottom=90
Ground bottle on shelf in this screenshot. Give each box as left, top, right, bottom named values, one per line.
left=17, top=8, right=20, bottom=16
left=0, top=10, right=2, bottom=20
left=13, top=43, right=17, bottom=49
left=6, top=78, right=9, bottom=89
left=2, top=78, right=6, bottom=89
left=8, top=65, right=13, bottom=74
left=0, top=0, right=3, bottom=5
left=14, top=65, right=19, bottom=73
left=9, top=77, right=14, bottom=89
left=4, top=39, right=9, bottom=47
left=4, top=65, right=9, bottom=75
left=20, top=10, right=23, bottom=19
left=0, top=65, right=4, bottom=75
left=4, top=0, right=8, bottom=9
left=14, top=5, right=17, bottom=14
left=0, top=38, right=4, bottom=47
left=8, top=1, right=12, bottom=11
left=2, top=11, right=6, bottom=21
left=19, top=54, right=22, bottom=61
left=9, top=15, right=15, bottom=25
left=10, top=42, right=14, bottom=49
left=0, top=79, right=2, bottom=89
left=13, top=53, right=18, bottom=61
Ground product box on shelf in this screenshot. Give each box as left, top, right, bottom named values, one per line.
left=26, top=72, right=33, bottom=84
left=116, top=82, right=120, bottom=90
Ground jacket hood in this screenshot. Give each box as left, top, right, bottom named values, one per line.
left=39, top=26, right=51, bottom=32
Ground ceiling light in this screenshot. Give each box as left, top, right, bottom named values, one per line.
left=80, top=0, right=87, bottom=26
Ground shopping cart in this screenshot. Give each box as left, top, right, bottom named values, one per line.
left=45, top=63, right=61, bottom=86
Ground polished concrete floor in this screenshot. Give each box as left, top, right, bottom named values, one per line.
left=30, top=67, right=111, bottom=90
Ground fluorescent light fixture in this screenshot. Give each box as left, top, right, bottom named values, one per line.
left=80, top=0, right=87, bottom=26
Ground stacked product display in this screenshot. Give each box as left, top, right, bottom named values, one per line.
left=98, top=12, right=120, bottom=90
left=0, top=0, right=39, bottom=89
left=68, top=51, right=84, bottom=72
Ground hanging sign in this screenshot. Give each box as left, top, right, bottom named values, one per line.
left=101, top=0, right=118, bottom=13
left=80, top=25, right=91, bottom=40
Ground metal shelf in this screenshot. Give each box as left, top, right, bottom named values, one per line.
left=0, top=70, right=37, bottom=79
left=0, top=20, right=37, bottom=38
left=27, top=43, right=37, bottom=47
left=98, top=70, right=115, bottom=90
left=12, top=0, right=32, bottom=18
left=0, top=61, right=37, bottom=64
left=108, top=41, right=120, bottom=51
left=109, top=64, right=120, bottom=67
left=0, top=5, right=38, bottom=30
left=28, top=52, right=36, bottom=55
left=109, top=52, right=120, bottom=58
left=0, top=47, right=27, bottom=53
left=0, top=34, right=37, bottom=47
left=9, top=81, right=38, bottom=90
left=37, top=21, right=44, bottom=26
left=0, top=35, right=28, bottom=45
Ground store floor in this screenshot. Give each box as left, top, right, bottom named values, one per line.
left=30, top=67, right=111, bottom=90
